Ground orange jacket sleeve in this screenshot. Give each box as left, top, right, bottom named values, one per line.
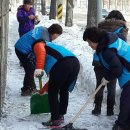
left=33, top=42, right=46, bottom=69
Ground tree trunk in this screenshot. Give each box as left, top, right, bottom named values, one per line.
left=65, top=0, right=74, bottom=27
left=87, top=0, right=98, bottom=27
left=125, top=0, right=128, bottom=11
left=115, top=0, right=117, bottom=9
left=32, top=0, right=37, bottom=12
left=121, top=0, right=123, bottom=10
left=49, top=0, right=57, bottom=20
left=0, top=0, right=9, bottom=117
left=102, top=0, right=104, bottom=8
left=41, top=0, right=46, bottom=15
left=127, top=0, right=130, bottom=11
left=108, top=0, right=110, bottom=10
left=97, top=0, right=102, bottom=24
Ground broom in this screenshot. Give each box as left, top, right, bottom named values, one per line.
left=30, top=73, right=50, bottom=114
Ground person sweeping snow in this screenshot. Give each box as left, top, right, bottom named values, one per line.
left=92, top=10, right=128, bottom=116
left=15, top=24, right=62, bottom=96
left=83, top=27, right=130, bottom=130
left=15, top=22, right=80, bottom=127
left=33, top=40, right=80, bottom=127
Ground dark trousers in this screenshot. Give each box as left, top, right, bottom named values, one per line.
left=15, top=49, right=36, bottom=90
left=48, top=57, right=80, bottom=120
left=116, top=82, right=130, bottom=129
left=94, top=67, right=116, bottom=110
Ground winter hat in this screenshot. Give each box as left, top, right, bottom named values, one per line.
left=23, top=0, right=32, bottom=4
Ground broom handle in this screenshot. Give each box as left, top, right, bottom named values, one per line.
left=38, top=71, right=44, bottom=90
left=70, top=82, right=105, bottom=123
left=38, top=77, right=42, bottom=90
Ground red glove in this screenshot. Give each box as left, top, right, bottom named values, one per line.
left=39, top=82, right=48, bottom=95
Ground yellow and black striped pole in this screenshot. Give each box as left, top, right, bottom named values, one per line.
left=57, top=0, right=63, bottom=22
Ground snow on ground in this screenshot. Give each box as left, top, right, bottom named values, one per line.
left=0, top=11, right=122, bottom=130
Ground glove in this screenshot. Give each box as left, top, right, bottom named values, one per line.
left=34, top=15, right=40, bottom=25
left=101, top=77, right=109, bottom=86
left=28, top=15, right=35, bottom=19
left=34, top=69, right=43, bottom=77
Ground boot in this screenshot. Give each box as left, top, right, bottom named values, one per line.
left=112, top=124, right=125, bottom=130
left=107, top=101, right=114, bottom=116
left=107, top=109, right=114, bottom=116
left=42, top=115, right=64, bottom=126
left=92, top=104, right=101, bottom=116
left=21, top=87, right=38, bottom=96
left=92, top=96, right=102, bottom=116
left=125, top=124, right=130, bottom=130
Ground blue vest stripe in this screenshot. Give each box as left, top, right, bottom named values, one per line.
left=99, top=53, right=109, bottom=69
left=93, top=26, right=124, bottom=65
left=44, top=41, right=76, bottom=74
left=100, top=38, right=130, bottom=88
left=114, top=26, right=124, bottom=34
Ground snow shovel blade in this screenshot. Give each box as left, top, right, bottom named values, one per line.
left=51, top=123, right=88, bottom=130
left=30, top=93, right=50, bottom=114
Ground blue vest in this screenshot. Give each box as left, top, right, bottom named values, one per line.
left=93, top=53, right=99, bottom=62
left=93, top=26, right=124, bottom=64
left=44, top=41, right=76, bottom=74
left=113, top=26, right=124, bottom=34
left=15, top=26, right=50, bottom=54
left=43, top=41, right=77, bottom=93
left=100, top=38, right=130, bottom=88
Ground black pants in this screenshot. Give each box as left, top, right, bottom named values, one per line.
left=48, top=57, right=80, bottom=120
left=116, top=82, right=130, bottom=129
left=15, top=49, right=36, bottom=90
left=94, top=66, right=116, bottom=110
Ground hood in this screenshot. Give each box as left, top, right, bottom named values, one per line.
left=17, top=5, right=23, bottom=11
left=98, top=19, right=128, bottom=41
left=98, top=19, right=127, bottom=32
left=17, top=5, right=33, bottom=12
left=96, top=32, right=118, bottom=54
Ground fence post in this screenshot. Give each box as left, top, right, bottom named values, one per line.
left=57, top=0, right=63, bottom=22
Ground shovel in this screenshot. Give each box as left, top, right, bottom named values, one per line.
left=51, top=82, right=105, bottom=130
left=30, top=73, right=50, bottom=114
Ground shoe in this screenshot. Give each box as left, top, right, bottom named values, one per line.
left=20, top=62, right=23, bottom=67
left=107, top=102, right=114, bottom=116
left=59, top=115, right=64, bottom=123
left=125, top=125, right=130, bottom=130
left=107, top=110, right=114, bottom=116
left=112, top=124, right=125, bottom=130
left=21, top=87, right=38, bottom=96
left=42, top=116, right=64, bottom=126
left=92, top=104, right=101, bottom=116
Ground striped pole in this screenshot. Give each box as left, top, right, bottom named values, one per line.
left=57, top=0, right=63, bottom=22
